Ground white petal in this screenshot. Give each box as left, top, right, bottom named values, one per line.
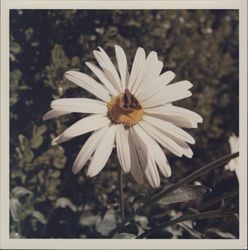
left=146, top=105, right=203, bottom=123
left=132, top=126, right=160, bottom=188
left=165, top=80, right=193, bottom=91
left=72, top=126, right=109, bottom=174
left=229, top=134, right=239, bottom=153
left=116, top=125, right=131, bottom=172
left=93, top=51, right=122, bottom=93
left=94, top=47, right=122, bottom=92
left=143, top=80, right=193, bottom=108
left=137, top=124, right=171, bottom=177
left=51, top=98, right=107, bottom=114
left=140, top=71, right=176, bottom=101
left=127, top=47, right=146, bottom=91
left=146, top=113, right=198, bottom=128
left=52, top=114, right=110, bottom=145
left=43, top=110, right=70, bottom=120
left=144, top=115, right=195, bottom=144
left=145, top=105, right=203, bottom=128
left=157, top=129, right=193, bottom=158
left=131, top=51, right=158, bottom=95
left=160, top=71, right=176, bottom=86
left=87, top=125, right=116, bottom=177
left=85, top=62, right=119, bottom=96
left=128, top=132, right=144, bottom=184
left=136, top=60, right=163, bottom=98
left=64, top=71, right=111, bottom=102
left=225, top=161, right=236, bottom=171
left=143, top=90, right=192, bottom=108
left=139, top=120, right=185, bottom=157
left=115, top=45, right=128, bottom=91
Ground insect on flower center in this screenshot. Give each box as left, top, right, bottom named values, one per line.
left=107, top=89, right=144, bottom=127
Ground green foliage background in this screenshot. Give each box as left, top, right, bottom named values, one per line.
left=10, top=10, right=239, bottom=239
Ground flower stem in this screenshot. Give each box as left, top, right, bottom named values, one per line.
left=118, top=166, right=125, bottom=222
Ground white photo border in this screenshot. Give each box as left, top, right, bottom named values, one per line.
left=1, top=0, right=247, bottom=249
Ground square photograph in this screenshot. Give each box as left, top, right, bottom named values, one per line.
left=9, top=9, right=239, bottom=240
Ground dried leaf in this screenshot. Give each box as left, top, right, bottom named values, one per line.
left=158, top=185, right=211, bottom=206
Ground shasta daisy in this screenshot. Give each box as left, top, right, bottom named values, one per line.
left=43, top=45, right=203, bottom=187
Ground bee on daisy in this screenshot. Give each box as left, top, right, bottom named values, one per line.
left=43, top=45, right=203, bottom=188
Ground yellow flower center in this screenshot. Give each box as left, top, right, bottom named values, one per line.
left=107, top=89, right=144, bottom=127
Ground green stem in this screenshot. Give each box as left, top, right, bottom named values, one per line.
left=109, top=152, right=239, bottom=237
left=118, top=166, right=125, bottom=222
left=136, top=209, right=236, bottom=238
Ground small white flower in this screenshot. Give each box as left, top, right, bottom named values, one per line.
left=43, top=45, right=203, bottom=188
left=225, top=133, right=239, bottom=181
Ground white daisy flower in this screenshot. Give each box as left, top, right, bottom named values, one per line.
left=43, top=45, right=203, bottom=188
left=225, top=133, right=239, bottom=181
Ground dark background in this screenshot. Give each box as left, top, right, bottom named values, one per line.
left=10, top=10, right=239, bottom=239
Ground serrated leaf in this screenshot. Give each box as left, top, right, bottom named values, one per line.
left=32, top=211, right=47, bottom=224
left=11, top=186, right=33, bottom=198
left=157, top=185, right=211, bottom=206
left=96, top=209, right=116, bottom=236
left=55, top=197, right=77, bottom=212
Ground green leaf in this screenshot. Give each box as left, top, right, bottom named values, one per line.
left=35, top=145, right=66, bottom=169
left=55, top=197, right=77, bottom=212
left=96, top=209, right=117, bottom=236
left=11, top=186, right=33, bottom=198
left=51, top=44, right=70, bottom=69
left=157, top=185, right=211, bottom=206
left=17, top=134, right=34, bottom=163
left=30, top=125, right=47, bottom=149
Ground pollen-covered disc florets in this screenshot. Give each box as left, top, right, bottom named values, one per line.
left=107, top=89, right=144, bottom=127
